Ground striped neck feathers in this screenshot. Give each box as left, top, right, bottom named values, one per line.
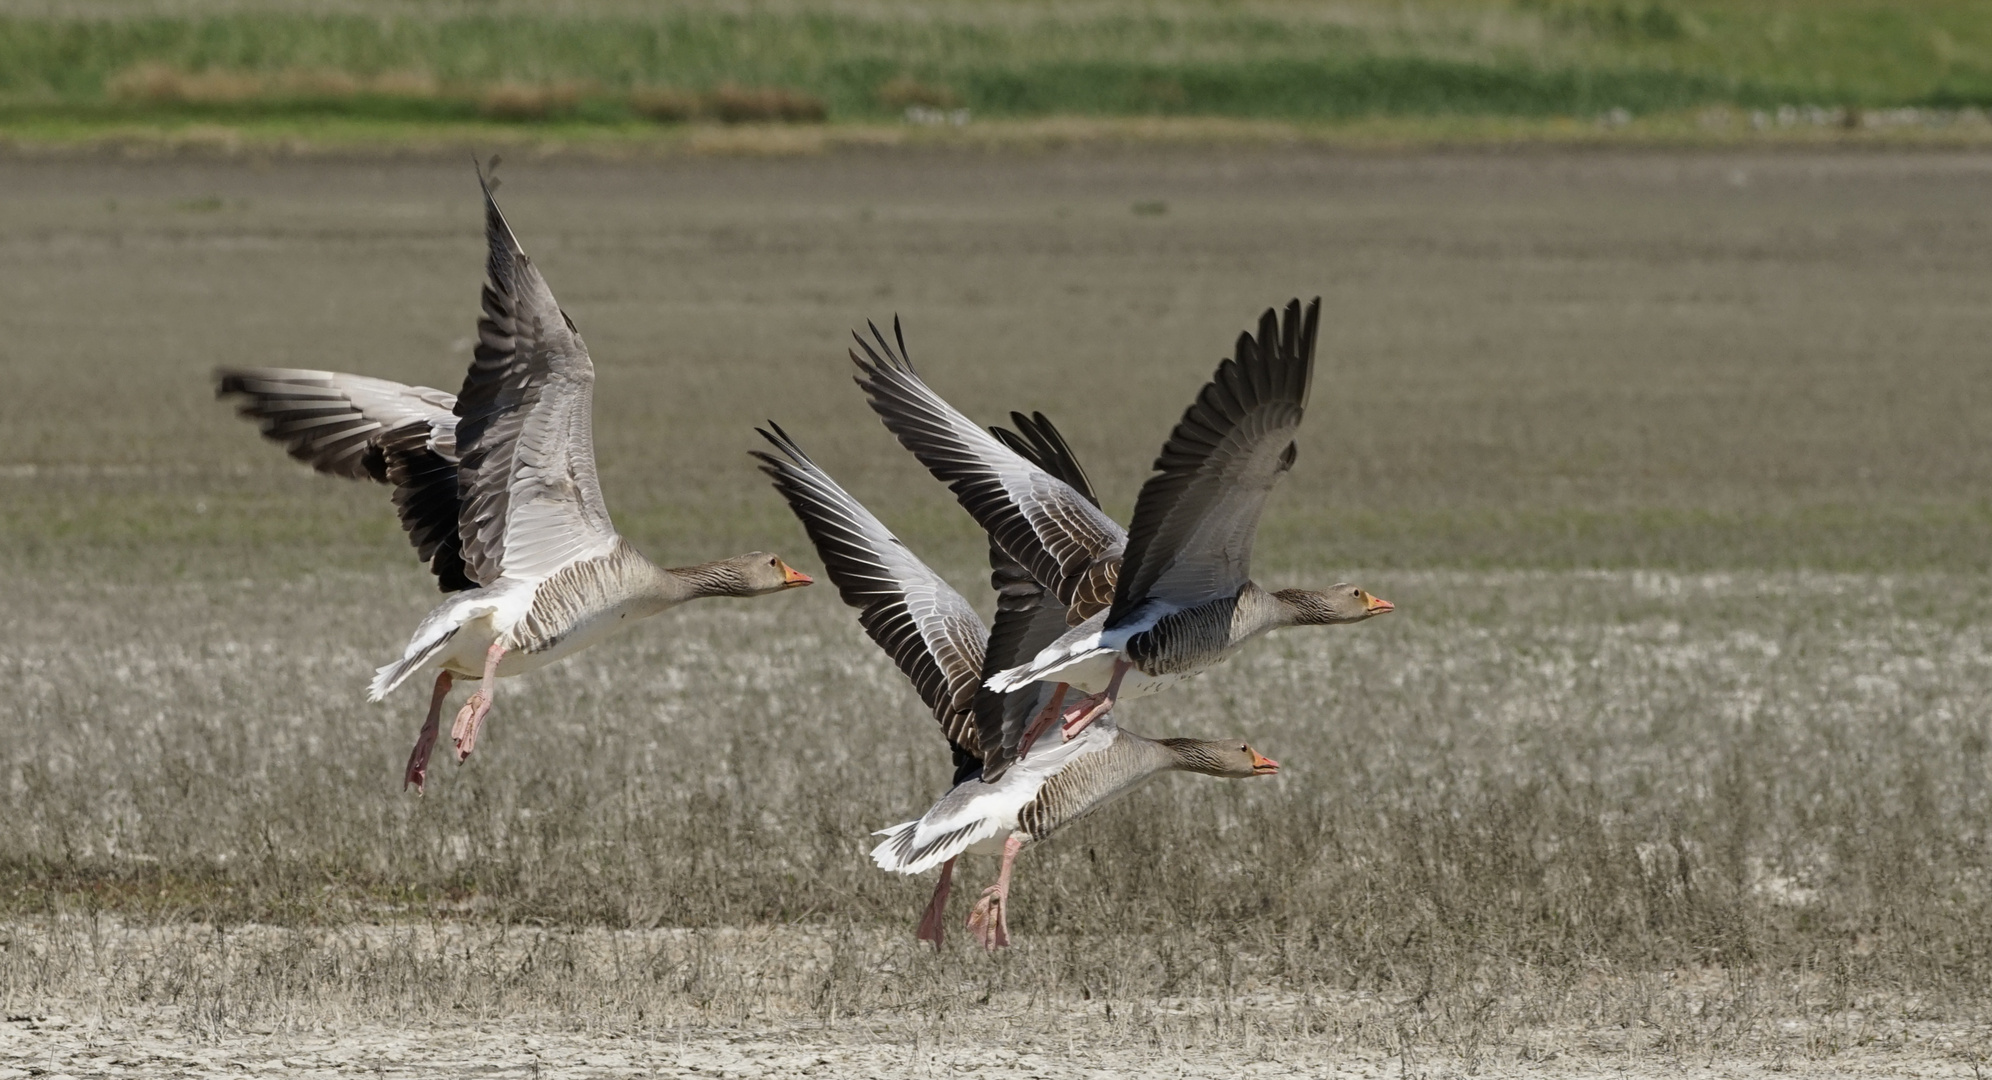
left=1271, top=583, right=1391, bottom=626
left=661, top=551, right=807, bottom=601
left=1156, top=737, right=1278, bottom=778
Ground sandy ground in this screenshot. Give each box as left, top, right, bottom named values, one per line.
left=6, top=920, right=1992, bottom=1078
left=7, top=1010, right=1990, bottom=1078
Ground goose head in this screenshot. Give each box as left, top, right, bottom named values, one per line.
left=692, top=552, right=814, bottom=597
left=1160, top=738, right=1281, bottom=778
left=1274, top=584, right=1393, bottom=625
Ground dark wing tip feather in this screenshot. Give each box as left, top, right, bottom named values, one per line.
left=753, top=420, right=804, bottom=462
left=213, top=367, right=248, bottom=399
left=473, top=162, right=529, bottom=312
left=990, top=411, right=1103, bottom=510
left=850, top=316, right=913, bottom=381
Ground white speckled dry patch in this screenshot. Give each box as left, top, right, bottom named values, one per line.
left=3, top=921, right=1991, bottom=1078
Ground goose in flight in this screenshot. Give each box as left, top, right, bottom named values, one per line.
left=216, top=173, right=811, bottom=790
left=851, top=300, right=1391, bottom=745
left=754, top=423, right=1277, bottom=950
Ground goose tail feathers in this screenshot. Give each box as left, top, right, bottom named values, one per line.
left=986, top=642, right=1115, bottom=694
left=369, top=626, right=457, bottom=701
left=870, top=815, right=1003, bottom=876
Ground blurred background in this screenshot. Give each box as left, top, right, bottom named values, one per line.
left=0, top=0, right=1986, bottom=143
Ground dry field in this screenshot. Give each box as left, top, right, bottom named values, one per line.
left=4, top=148, right=1992, bottom=1075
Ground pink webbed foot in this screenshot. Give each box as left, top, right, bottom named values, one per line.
left=404, top=724, right=439, bottom=792
left=1060, top=659, right=1133, bottom=741
left=450, top=643, right=507, bottom=764
left=450, top=691, right=493, bottom=763
left=916, top=859, right=955, bottom=948
left=966, top=885, right=1011, bottom=951
left=1058, top=692, right=1112, bottom=739
left=965, top=836, right=1024, bottom=951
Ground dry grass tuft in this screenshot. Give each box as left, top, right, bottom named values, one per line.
left=706, top=83, right=827, bottom=124
left=477, top=80, right=592, bottom=121
left=629, top=86, right=701, bottom=123
left=875, top=76, right=958, bottom=111
left=361, top=70, right=441, bottom=99
left=106, top=63, right=267, bottom=105
left=100, top=64, right=825, bottom=126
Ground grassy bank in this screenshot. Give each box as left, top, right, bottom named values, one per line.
left=0, top=1, right=1989, bottom=146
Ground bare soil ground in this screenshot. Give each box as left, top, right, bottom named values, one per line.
left=5, top=148, right=1992, bottom=1076
left=6, top=919, right=1991, bottom=1078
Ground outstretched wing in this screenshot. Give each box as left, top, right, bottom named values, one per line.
left=215, top=367, right=473, bottom=592
left=452, top=170, right=618, bottom=587
left=850, top=319, right=1125, bottom=622
left=1108, top=299, right=1320, bottom=628
left=753, top=423, right=989, bottom=761
left=969, top=410, right=1111, bottom=781
left=989, top=410, right=1121, bottom=623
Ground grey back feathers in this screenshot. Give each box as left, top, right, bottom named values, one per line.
left=1122, top=590, right=1247, bottom=676
left=510, top=540, right=653, bottom=653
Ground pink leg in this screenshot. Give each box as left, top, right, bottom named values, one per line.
left=450, top=643, right=507, bottom=763
left=1061, top=659, right=1132, bottom=740
left=1015, top=684, right=1068, bottom=760
left=403, top=671, right=453, bottom=793
left=915, top=858, right=955, bottom=947
left=966, top=835, right=1025, bottom=951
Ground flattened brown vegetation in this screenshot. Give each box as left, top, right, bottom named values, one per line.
left=6, top=921, right=1991, bottom=1077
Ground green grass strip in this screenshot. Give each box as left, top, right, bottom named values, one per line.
left=0, top=5, right=1987, bottom=127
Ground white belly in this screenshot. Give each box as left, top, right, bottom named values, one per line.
left=437, top=589, right=649, bottom=681
left=1054, top=654, right=1201, bottom=698
left=964, top=834, right=1016, bottom=858
left=500, top=600, right=646, bottom=672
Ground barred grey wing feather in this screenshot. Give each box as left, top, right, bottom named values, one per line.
left=990, top=412, right=1121, bottom=623
left=753, top=424, right=988, bottom=758
left=850, top=320, right=1125, bottom=617
left=215, top=366, right=471, bottom=591
left=452, top=171, right=618, bottom=587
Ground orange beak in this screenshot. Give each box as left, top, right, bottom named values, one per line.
left=779, top=561, right=813, bottom=588
left=1250, top=749, right=1280, bottom=775
left=1364, top=593, right=1394, bottom=615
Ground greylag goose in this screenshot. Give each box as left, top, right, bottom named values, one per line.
left=850, top=301, right=1390, bottom=744
left=216, top=173, right=811, bottom=790
left=753, top=424, right=1277, bottom=950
